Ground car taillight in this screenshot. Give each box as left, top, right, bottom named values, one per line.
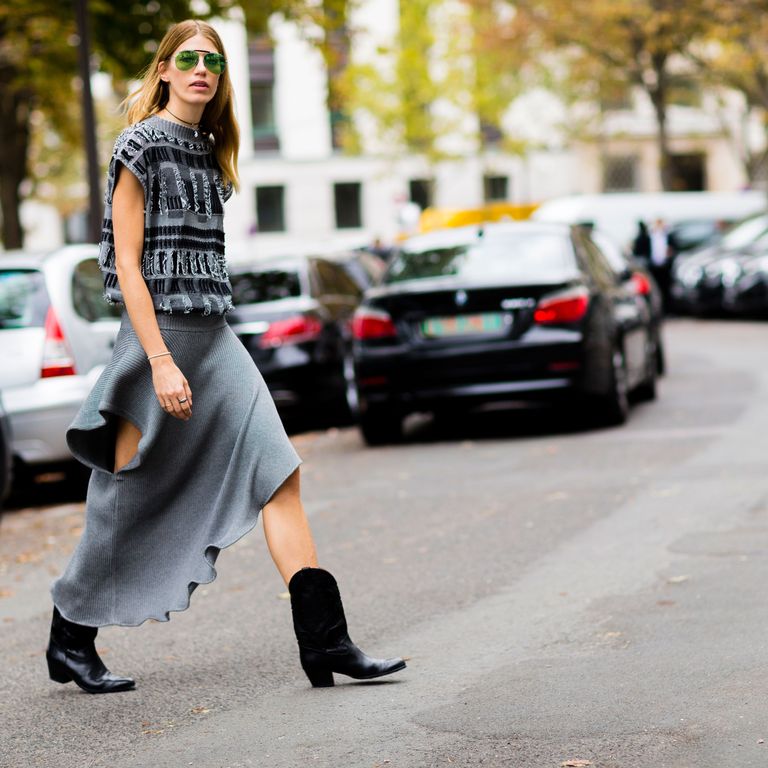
left=534, top=288, right=590, bottom=325
left=352, top=308, right=398, bottom=340
left=258, top=315, right=323, bottom=348
left=41, top=307, right=76, bottom=378
left=631, top=272, right=652, bottom=296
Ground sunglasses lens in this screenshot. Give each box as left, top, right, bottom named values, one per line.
left=175, top=51, right=198, bottom=70
left=204, top=53, right=226, bottom=74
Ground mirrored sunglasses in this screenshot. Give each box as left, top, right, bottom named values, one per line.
left=174, top=50, right=226, bottom=75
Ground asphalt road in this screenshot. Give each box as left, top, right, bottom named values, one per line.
left=2, top=318, right=768, bottom=768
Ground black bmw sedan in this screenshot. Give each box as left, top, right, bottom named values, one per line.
left=350, top=222, right=658, bottom=445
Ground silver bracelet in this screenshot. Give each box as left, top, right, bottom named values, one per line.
left=147, top=351, right=172, bottom=361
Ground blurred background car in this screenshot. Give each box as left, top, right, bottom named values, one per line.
left=722, top=252, right=768, bottom=316
left=590, top=229, right=666, bottom=375
left=350, top=222, right=659, bottom=445
left=667, top=219, right=726, bottom=255
left=671, top=213, right=768, bottom=315
left=0, top=245, right=121, bottom=489
left=0, top=393, right=12, bottom=509
left=531, top=191, right=765, bottom=252
left=227, top=254, right=366, bottom=428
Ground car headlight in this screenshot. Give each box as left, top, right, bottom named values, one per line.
left=678, top=265, right=703, bottom=287
left=720, top=260, right=743, bottom=287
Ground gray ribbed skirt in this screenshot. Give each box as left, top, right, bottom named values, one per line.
left=51, top=311, right=301, bottom=627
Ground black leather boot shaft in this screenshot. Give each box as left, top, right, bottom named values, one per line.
left=47, top=607, right=135, bottom=694
left=288, top=567, right=406, bottom=687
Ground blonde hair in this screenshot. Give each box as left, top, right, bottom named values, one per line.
left=124, top=19, right=240, bottom=192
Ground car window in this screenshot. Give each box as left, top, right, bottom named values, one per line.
left=72, top=258, right=123, bottom=321
left=316, top=260, right=362, bottom=297
left=580, top=238, right=618, bottom=288
left=721, top=214, right=768, bottom=250
left=230, top=269, right=303, bottom=304
left=591, top=233, right=629, bottom=274
left=668, top=220, right=719, bottom=251
left=347, top=252, right=386, bottom=288
left=0, top=269, right=49, bottom=329
left=385, top=233, right=577, bottom=284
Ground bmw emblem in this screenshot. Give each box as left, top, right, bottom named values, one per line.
left=455, top=290, right=468, bottom=307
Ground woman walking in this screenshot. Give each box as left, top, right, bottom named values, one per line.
left=47, top=19, right=405, bottom=693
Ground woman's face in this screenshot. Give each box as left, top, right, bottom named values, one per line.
left=158, top=33, right=223, bottom=108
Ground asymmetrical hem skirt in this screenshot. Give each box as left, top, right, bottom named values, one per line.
left=50, top=311, right=302, bottom=628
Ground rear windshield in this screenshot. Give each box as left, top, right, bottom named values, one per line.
left=230, top=270, right=302, bottom=304
left=385, top=233, right=575, bottom=285
left=721, top=214, right=768, bottom=250
left=0, top=269, right=49, bottom=329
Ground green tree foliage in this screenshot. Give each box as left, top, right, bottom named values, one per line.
left=339, top=0, right=530, bottom=161
left=509, top=0, right=710, bottom=191
left=0, top=0, right=330, bottom=249
left=693, top=0, right=768, bottom=183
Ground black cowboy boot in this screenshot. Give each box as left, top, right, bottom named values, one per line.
left=288, top=567, right=406, bottom=687
left=46, top=606, right=135, bottom=694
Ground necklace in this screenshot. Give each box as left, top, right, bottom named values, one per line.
left=163, top=107, right=201, bottom=137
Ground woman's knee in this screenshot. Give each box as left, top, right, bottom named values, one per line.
left=114, top=417, right=141, bottom=473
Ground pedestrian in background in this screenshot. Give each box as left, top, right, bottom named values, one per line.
left=631, top=220, right=651, bottom=264
left=649, top=218, right=673, bottom=310
left=46, top=19, right=405, bottom=694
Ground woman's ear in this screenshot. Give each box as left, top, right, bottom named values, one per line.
left=158, top=60, right=169, bottom=83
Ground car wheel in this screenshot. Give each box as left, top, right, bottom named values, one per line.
left=591, top=345, right=629, bottom=427
left=634, top=338, right=658, bottom=403
left=358, top=406, right=403, bottom=446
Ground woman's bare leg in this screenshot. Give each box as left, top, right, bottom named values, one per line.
left=262, top=468, right=318, bottom=585
left=114, top=418, right=141, bottom=473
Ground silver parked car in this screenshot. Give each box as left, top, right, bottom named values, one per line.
left=0, top=245, right=121, bottom=484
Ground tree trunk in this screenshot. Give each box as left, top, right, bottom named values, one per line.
left=0, top=76, right=30, bottom=250
left=647, top=58, right=675, bottom=192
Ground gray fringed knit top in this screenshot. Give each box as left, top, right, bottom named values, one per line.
left=98, top=115, right=234, bottom=315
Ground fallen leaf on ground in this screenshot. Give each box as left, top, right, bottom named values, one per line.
left=15, top=552, right=43, bottom=564
left=667, top=575, right=690, bottom=584
left=190, top=706, right=210, bottom=715
left=561, top=760, right=592, bottom=767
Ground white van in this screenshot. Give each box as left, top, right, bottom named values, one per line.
left=531, top=191, right=767, bottom=251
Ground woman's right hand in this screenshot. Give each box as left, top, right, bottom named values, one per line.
left=150, top=356, right=193, bottom=420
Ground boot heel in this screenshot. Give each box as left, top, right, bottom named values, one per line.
left=47, top=654, right=73, bottom=684
left=303, top=664, right=334, bottom=688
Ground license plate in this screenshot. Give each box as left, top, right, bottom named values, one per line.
left=421, top=312, right=506, bottom=338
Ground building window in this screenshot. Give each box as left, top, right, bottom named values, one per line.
left=409, top=178, right=434, bottom=210
left=670, top=153, right=706, bottom=191
left=256, top=186, right=285, bottom=232
left=334, top=182, right=362, bottom=229
left=484, top=175, right=508, bottom=202
left=249, top=38, right=279, bottom=152
left=602, top=156, right=639, bottom=192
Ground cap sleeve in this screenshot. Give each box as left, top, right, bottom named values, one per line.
left=105, top=126, right=150, bottom=205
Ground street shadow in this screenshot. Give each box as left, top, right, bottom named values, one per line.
left=402, top=401, right=608, bottom=445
